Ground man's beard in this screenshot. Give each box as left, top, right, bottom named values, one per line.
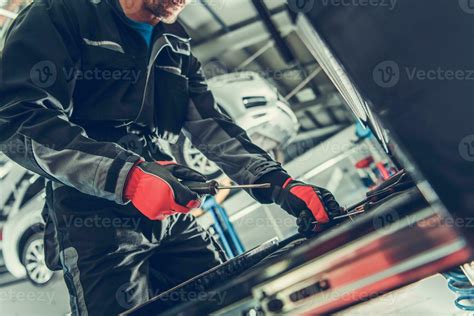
left=143, top=0, right=186, bottom=24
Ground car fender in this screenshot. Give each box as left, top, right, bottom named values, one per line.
left=3, top=192, right=45, bottom=279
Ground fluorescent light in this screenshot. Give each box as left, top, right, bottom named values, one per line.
left=0, top=8, right=18, bottom=19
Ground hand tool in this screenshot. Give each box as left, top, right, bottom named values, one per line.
left=184, top=180, right=271, bottom=196
left=311, top=171, right=411, bottom=224
left=332, top=209, right=366, bottom=220
left=311, top=198, right=369, bottom=224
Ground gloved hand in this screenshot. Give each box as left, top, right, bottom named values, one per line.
left=272, top=179, right=343, bottom=237
left=124, top=161, right=207, bottom=220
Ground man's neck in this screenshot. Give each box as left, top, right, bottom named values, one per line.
left=119, top=0, right=161, bottom=26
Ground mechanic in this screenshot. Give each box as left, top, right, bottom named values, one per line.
left=0, top=0, right=343, bottom=314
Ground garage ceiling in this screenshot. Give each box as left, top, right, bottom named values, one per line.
left=0, top=0, right=354, bottom=136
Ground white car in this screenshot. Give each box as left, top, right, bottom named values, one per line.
left=1, top=72, right=298, bottom=286
left=0, top=154, right=51, bottom=286
left=2, top=172, right=53, bottom=286
left=170, top=71, right=299, bottom=178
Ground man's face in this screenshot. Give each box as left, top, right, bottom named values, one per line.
left=143, top=0, right=189, bottom=24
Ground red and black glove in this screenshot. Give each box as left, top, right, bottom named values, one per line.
left=124, top=161, right=207, bottom=220
left=272, top=178, right=343, bottom=237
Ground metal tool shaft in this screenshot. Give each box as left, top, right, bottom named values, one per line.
left=184, top=181, right=271, bottom=196
left=312, top=209, right=366, bottom=224
left=217, top=183, right=271, bottom=190
left=333, top=210, right=366, bottom=220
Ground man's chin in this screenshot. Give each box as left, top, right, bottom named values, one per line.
left=160, top=15, right=179, bottom=24
left=145, top=4, right=182, bottom=24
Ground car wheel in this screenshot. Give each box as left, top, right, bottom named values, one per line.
left=171, top=135, right=223, bottom=180
left=21, top=233, right=54, bottom=287
left=268, top=148, right=285, bottom=164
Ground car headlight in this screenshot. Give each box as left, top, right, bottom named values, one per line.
left=242, top=96, right=267, bottom=108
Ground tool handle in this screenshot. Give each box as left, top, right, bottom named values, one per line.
left=182, top=180, right=219, bottom=196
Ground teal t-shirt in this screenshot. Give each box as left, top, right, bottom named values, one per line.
left=125, top=17, right=154, bottom=47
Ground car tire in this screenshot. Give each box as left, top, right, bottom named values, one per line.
left=171, top=134, right=224, bottom=180
left=171, top=136, right=286, bottom=180
left=21, top=232, right=55, bottom=287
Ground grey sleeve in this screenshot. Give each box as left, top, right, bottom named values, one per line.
left=183, top=54, right=289, bottom=202
left=0, top=2, right=141, bottom=204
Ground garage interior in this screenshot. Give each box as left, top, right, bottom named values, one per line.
left=0, top=0, right=473, bottom=315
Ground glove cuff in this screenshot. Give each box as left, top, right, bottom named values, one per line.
left=282, top=177, right=294, bottom=189
left=252, top=170, right=291, bottom=204
left=156, top=160, right=176, bottom=166
left=123, top=160, right=145, bottom=201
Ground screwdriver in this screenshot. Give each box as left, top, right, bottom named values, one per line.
left=183, top=180, right=271, bottom=196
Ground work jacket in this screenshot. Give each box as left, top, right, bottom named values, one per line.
left=0, top=0, right=287, bottom=205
